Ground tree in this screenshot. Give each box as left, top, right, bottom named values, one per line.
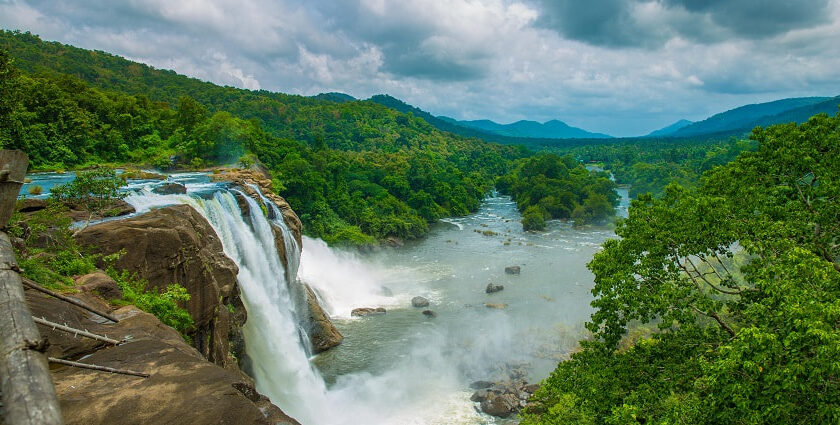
left=50, top=167, right=127, bottom=232
left=524, top=112, right=840, bottom=425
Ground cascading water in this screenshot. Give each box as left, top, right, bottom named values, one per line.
left=125, top=183, right=331, bottom=424
left=18, top=169, right=630, bottom=425
left=246, top=183, right=300, bottom=281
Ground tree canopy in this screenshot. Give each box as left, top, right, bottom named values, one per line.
left=523, top=112, right=840, bottom=424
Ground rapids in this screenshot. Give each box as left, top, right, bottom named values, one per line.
left=25, top=171, right=627, bottom=425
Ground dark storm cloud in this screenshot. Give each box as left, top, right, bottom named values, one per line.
left=535, top=0, right=833, bottom=47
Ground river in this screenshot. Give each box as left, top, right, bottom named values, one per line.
left=23, top=171, right=628, bottom=425
left=299, top=190, right=628, bottom=424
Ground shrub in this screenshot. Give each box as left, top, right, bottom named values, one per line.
left=27, top=185, right=42, bottom=195
left=106, top=266, right=194, bottom=337
left=522, top=205, right=547, bottom=231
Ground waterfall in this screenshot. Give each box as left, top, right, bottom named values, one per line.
left=246, top=183, right=301, bottom=281
left=125, top=186, right=330, bottom=424
left=124, top=180, right=485, bottom=425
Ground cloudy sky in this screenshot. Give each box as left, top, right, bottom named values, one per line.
left=2, top=0, right=839, bottom=136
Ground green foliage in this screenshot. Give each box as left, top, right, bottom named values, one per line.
left=106, top=265, right=194, bottom=336
left=8, top=200, right=96, bottom=289
left=498, top=153, right=618, bottom=228
left=50, top=167, right=126, bottom=218
left=526, top=113, right=840, bottom=425
left=521, top=205, right=547, bottom=231
left=0, top=32, right=528, bottom=244
left=564, top=138, right=756, bottom=198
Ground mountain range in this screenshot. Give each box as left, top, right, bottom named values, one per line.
left=323, top=92, right=839, bottom=143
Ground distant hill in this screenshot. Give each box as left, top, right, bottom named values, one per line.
left=673, top=97, right=833, bottom=137
left=312, top=92, right=356, bottom=103
left=646, top=119, right=693, bottom=137
left=369, top=94, right=610, bottom=140
left=367, top=94, right=510, bottom=141
left=458, top=118, right=611, bottom=139
left=749, top=96, right=840, bottom=129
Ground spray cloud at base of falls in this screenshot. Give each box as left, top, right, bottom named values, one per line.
left=125, top=179, right=488, bottom=425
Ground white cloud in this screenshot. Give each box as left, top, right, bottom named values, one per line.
left=1, top=0, right=839, bottom=136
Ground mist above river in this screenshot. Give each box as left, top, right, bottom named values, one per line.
left=300, top=194, right=620, bottom=424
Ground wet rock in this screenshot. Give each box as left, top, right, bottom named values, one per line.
left=480, top=393, right=520, bottom=418
left=305, top=284, right=344, bottom=353
left=75, top=271, right=123, bottom=300
left=504, top=265, right=521, bottom=275
left=485, top=303, right=507, bottom=309
left=152, top=182, right=187, bottom=195
left=470, top=389, right=490, bottom=402
left=485, top=283, right=504, bottom=294
left=470, top=380, right=494, bottom=389
left=122, top=169, right=166, bottom=180
left=384, top=236, right=404, bottom=247
left=422, top=309, right=438, bottom=318
left=411, top=296, right=430, bottom=307
left=351, top=307, right=387, bottom=317
left=523, top=383, right=541, bottom=394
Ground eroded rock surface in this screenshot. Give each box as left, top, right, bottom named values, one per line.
left=25, top=286, right=300, bottom=425
left=74, top=204, right=240, bottom=367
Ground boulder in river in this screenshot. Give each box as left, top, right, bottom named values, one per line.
left=485, top=303, right=507, bottom=309
left=351, top=307, right=387, bottom=317
left=485, top=283, right=504, bottom=294
left=422, top=309, right=438, bottom=318
left=304, top=284, right=344, bottom=352
left=470, top=380, right=494, bottom=389
left=504, top=265, right=521, bottom=275
left=153, top=182, right=187, bottom=195
left=470, top=376, right=541, bottom=418
left=480, top=393, right=520, bottom=418
left=411, top=296, right=430, bottom=307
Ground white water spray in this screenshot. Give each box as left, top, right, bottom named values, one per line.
left=126, top=186, right=331, bottom=424
left=125, top=181, right=492, bottom=425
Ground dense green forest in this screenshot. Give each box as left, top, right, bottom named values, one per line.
left=497, top=153, right=618, bottom=230
left=562, top=138, right=756, bottom=197
left=0, top=31, right=617, bottom=245
left=523, top=112, right=840, bottom=424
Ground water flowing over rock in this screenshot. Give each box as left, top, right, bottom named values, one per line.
left=120, top=175, right=335, bottom=424
left=152, top=182, right=187, bottom=195
left=351, top=307, right=386, bottom=316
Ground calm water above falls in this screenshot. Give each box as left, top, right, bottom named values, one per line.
left=300, top=193, right=626, bottom=424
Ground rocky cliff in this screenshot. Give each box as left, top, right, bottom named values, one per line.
left=22, top=167, right=343, bottom=425
left=26, top=285, right=300, bottom=425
